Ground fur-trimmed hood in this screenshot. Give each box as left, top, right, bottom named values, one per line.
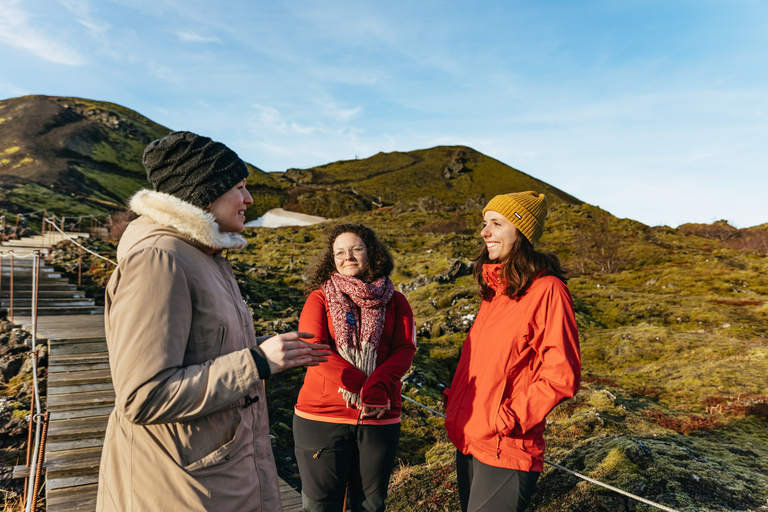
left=128, top=189, right=247, bottom=251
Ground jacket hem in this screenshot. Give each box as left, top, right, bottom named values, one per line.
left=294, top=408, right=402, bottom=426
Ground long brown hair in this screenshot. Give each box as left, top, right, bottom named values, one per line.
left=473, top=234, right=567, bottom=301
left=305, top=223, right=394, bottom=294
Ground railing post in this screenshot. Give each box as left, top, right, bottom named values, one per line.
left=1, top=216, right=5, bottom=244
left=40, top=211, right=46, bottom=249
left=30, top=411, right=50, bottom=512
left=78, top=244, right=82, bottom=286
left=9, top=254, right=14, bottom=322
left=33, top=251, right=40, bottom=338
left=14, top=215, right=21, bottom=240
left=22, top=351, right=37, bottom=504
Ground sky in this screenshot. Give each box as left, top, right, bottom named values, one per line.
left=1, top=0, right=766, bottom=228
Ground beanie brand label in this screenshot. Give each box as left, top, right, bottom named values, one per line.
left=514, top=212, right=523, bottom=219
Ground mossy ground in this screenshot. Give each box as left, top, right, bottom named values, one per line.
left=55, top=200, right=768, bottom=511
left=229, top=203, right=768, bottom=511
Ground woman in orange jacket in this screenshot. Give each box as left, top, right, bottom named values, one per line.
left=444, top=191, right=581, bottom=512
left=294, top=223, right=416, bottom=512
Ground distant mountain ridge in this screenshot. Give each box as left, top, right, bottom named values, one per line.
left=1, top=95, right=581, bottom=223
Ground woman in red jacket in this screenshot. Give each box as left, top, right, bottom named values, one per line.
left=294, top=223, right=416, bottom=512
left=444, top=191, right=581, bottom=512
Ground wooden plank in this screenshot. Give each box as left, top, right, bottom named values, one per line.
left=49, top=362, right=111, bottom=373
left=45, top=484, right=98, bottom=512
left=52, top=407, right=114, bottom=421
left=48, top=382, right=114, bottom=395
left=280, top=478, right=302, bottom=511
left=47, top=390, right=115, bottom=411
left=46, top=445, right=103, bottom=464
left=48, top=416, right=109, bottom=442
left=47, top=437, right=104, bottom=454
left=47, top=475, right=99, bottom=491
left=46, top=482, right=98, bottom=505
left=50, top=342, right=108, bottom=356
left=48, top=369, right=112, bottom=386
left=49, top=353, right=110, bottom=365
left=47, top=458, right=102, bottom=480
left=15, top=315, right=106, bottom=340
left=49, top=337, right=107, bottom=345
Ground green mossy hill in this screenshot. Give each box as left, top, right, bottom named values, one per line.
left=0, top=95, right=284, bottom=226
left=282, top=146, right=582, bottom=218
left=1, top=96, right=583, bottom=225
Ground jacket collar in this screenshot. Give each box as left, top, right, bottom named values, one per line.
left=482, top=263, right=504, bottom=292
left=129, top=189, right=247, bottom=251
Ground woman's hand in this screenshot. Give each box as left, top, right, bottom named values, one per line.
left=361, top=403, right=390, bottom=419
left=260, top=332, right=331, bottom=375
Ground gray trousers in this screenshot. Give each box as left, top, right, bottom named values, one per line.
left=293, top=415, right=400, bottom=512
left=456, top=450, right=540, bottom=512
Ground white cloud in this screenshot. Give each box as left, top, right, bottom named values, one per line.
left=176, top=32, right=222, bottom=44
left=57, top=0, right=110, bottom=34
left=0, top=0, right=86, bottom=65
left=0, top=81, right=29, bottom=98
left=252, top=104, right=288, bottom=131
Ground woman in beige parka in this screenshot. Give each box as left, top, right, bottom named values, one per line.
left=96, top=131, right=330, bottom=511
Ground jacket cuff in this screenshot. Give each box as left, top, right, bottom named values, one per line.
left=361, top=378, right=389, bottom=407
left=249, top=346, right=272, bottom=380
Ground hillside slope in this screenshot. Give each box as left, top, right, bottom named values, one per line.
left=2, top=95, right=582, bottom=226
left=281, top=146, right=582, bottom=216
left=0, top=95, right=285, bottom=223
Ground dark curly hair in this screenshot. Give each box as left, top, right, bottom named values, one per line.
left=305, top=223, right=394, bottom=293
left=473, top=231, right=567, bottom=301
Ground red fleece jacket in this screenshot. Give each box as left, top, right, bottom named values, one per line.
left=444, top=264, right=581, bottom=472
left=295, top=288, right=416, bottom=425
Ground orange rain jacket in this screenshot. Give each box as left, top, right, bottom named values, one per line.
left=444, top=263, right=581, bottom=472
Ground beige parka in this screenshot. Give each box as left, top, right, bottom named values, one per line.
left=96, top=190, right=282, bottom=511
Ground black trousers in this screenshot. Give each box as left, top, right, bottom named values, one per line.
left=293, top=415, right=401, bottom=512
left=456, top=451, right=540, bottom=512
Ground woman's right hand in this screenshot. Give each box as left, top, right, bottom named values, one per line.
left=259, top=332, right=331, bottom=375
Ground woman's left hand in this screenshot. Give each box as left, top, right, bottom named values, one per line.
left=361, top=404, right=390, bottom=419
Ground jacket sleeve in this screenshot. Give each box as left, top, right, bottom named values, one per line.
left=495, top=281, right=581, bottom=435
left=108, top=247, right=260, bottom=425
left=361, top=294, right=417, bottom=407
left=298, top=290, right=368, bottom=394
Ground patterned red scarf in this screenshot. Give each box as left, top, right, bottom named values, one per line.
left=322, top=272, right=395, bottom=407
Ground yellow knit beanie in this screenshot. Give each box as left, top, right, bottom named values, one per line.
left=483, top=191, right=548, bottom=246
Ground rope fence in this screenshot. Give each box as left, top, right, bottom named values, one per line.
left=44, top=219, right=117, bottom=266
left=1, top=209, right=113, bottom=244
left=400, top=394, right=680, bottom=512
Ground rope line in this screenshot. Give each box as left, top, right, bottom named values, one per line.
left=401, top=393, right=680, bottom=512
left=44, top=219, right=117, bottom=266
left=0, top=251, right=38, bottom=259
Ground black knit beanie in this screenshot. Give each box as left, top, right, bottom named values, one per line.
left=143, top=131, right=250, bottom=208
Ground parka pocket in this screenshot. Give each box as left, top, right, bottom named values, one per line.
left=183, top=429, right=239, bottom=473
left=180, top=407, right=242, bottom=473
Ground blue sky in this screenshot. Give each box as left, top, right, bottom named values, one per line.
left=2, top=0, right=766, bottom=228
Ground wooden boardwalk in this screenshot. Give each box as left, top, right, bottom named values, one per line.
left=14, top=314, right=302, bottom=511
